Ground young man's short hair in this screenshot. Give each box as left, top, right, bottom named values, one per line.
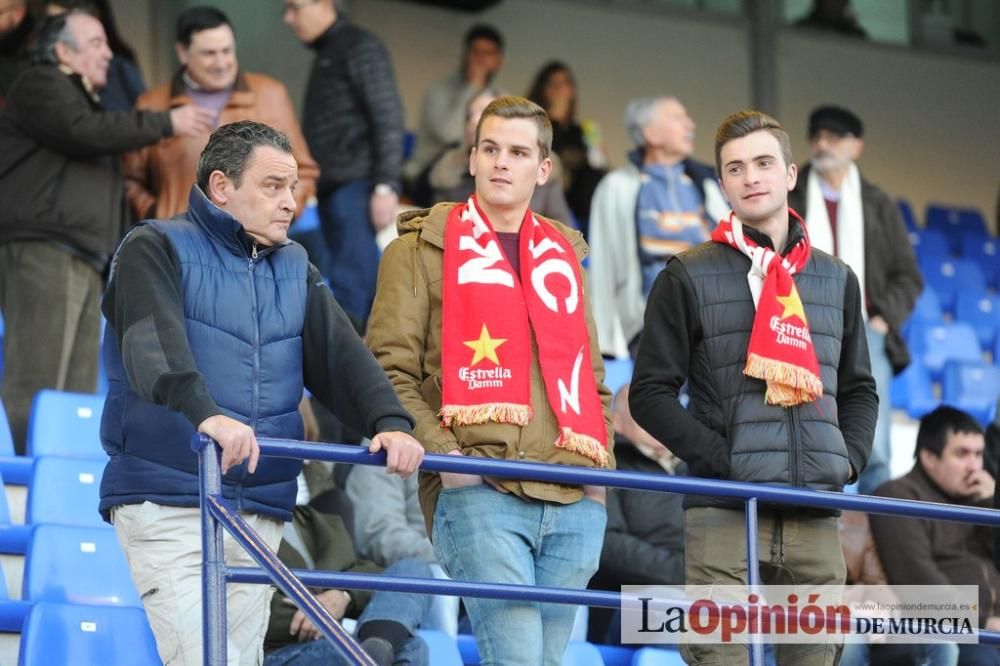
left=473, top=95, right=552, bottom=160
left=915, top=405, right=984, bottom=458
left=714, top=109, right=793, bottom=174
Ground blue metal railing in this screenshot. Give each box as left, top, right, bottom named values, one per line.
left=195, top=435, right=1000, bottom=665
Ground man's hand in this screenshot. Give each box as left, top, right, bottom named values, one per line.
left=869, top=315, right=890, bottom=335
left=583, top=485, right=606, bottom=505
left=284, top=589, right=351, bottom=642
left=966, top=469, right=996, bottom=502
left=369, top=189, right=399, bottom=231
left=168, top=104, right=216, bottom=138
left=197, top=414, right=259, bottom=474
left=439, top=449, right=483, bottom=489
left=986, top=616, right=1000, bottom=632
left=369, top=431, right=424, bottom=479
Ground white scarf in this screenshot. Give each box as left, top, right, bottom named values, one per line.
left=804, top=162, right=867, bottom=319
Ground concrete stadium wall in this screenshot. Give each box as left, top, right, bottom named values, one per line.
left=112, top=0, right=999, bottom=231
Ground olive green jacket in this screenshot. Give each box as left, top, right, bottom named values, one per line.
left=366, top=203, right=615, bottom=534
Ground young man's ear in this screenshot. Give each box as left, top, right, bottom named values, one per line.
left=468, top=145, right=477, bottom=177
left=785, top=161, right=798, bottom=192
left=535, top=156, right=552, bottom=186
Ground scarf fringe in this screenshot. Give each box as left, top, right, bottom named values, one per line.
left=745, top=353, right=824, bottom=407
left=440, top=403, right=532, bottom=428
left=555, top=427, right=610, bottom=467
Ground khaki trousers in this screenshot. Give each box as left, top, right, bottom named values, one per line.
left=113, top=502, right=284, bottom=665
left=682, top=506, right=847, bottom=666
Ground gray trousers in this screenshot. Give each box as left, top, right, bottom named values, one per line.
left=0, top=241, right=101, bottom=454
left=683, top=506, right=847, bottom=666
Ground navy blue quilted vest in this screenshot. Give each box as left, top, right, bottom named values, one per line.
left=99, top=188, right=308, bottom=521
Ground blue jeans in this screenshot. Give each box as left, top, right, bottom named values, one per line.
left=317, top=179, right=380, bottom=325
left=432, top=485, right=606, bottom=666
left=264, top=559, right=432, bottom=665
left=856, top=326, right=893, bottom=495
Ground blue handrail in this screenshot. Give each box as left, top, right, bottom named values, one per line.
left=194, top=435, right=1000, bottom=665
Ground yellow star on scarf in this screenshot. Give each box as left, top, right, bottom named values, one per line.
left=464, top=324, right=507, bottom=366
left=776, top=284, right=807, bottom=323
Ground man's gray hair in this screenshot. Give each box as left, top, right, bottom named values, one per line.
left=623, top=96, right=676, bottom=148
left=196, top=120, right=293, bottom=193
left=31, top=10, right=90, bottom=65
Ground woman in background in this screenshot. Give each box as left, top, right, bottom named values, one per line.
left=527, top=61, right=607, bottom=237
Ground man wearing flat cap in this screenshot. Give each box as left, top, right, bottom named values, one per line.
left=790, top=105, right=923, bottom=495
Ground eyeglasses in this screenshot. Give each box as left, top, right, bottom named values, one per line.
left=283, top=0, right=318, bottom=14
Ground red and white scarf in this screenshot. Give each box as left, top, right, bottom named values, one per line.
left=710, top=209, right=824, bottom=406
left=440, top=197, right=608, bottom=466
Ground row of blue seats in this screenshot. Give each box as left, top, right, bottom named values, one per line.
left=898, top=200, right=995, bottom=240
left=12, top=600, right=685, bottom=666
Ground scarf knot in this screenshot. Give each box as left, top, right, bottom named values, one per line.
left=710, top=210, right=824, bottom=407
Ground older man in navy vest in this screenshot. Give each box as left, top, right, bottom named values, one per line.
left=99, top=120, right=423, bottom=665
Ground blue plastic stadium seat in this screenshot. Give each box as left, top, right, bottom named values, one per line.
left=943, top=362, right=1000, bottom=426
left=912, top=228, right=951, bottom=264
left=961, top=235, right=999, bottom=288
left=905, top=289, right=944, bottom=331
left=457, top=633, right=480, bottom=665
left=26, top=390, right=106, bottom=459
left=26, top=456, right=105, bottom=527
left=897, top=199, right=917, bottom=232
left=604, top=358, right=635, bottom=397
left=18, top=602, right=159, bottom=666
left=890, top=362, right=938, bottom=419
left=596, top=644, right=636, bottom=666
left=562, top=640, right=605, bottom=665
left=0, top=399, right=13, bottom=458
left=416, top=629, right=463, bottom=665
left=632, top=646, right=687, bottom=665
left=925, top=205, right=988, bottom=253
left=920, top=258, right=986, bottom=315
left=23, top=524, right=140, bottom=606
left=908, top=322, right=982, bottom=382
left=954, top=292, right=1000, bottom=351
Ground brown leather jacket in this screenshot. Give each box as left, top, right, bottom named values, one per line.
left=123, top=70, right=319, bottom=221
left=366, top=203, right=615, bottom=533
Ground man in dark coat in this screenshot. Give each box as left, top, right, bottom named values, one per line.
left=0, top=10, right=212, bottom=453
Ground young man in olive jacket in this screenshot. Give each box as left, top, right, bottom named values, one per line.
left=368, top=96, right=614, bottom=666
left=631, top=110, right=877, bottom=665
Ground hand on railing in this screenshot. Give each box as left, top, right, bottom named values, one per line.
left=198, top=414, right=259, bottom=474
left=368, top=431, right=424, bottom=479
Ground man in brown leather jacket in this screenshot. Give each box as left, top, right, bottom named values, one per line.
left=123, top=6, right=317, bottom=221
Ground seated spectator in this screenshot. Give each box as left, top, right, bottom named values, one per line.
left=527, top=60, right=607, bottom=236
left=870, top=406, right=1000, bottom=665
left=588, top=95, right=728, bottom=358
left=588, top=384, right=685, bottom=644
left=428, top=87, right=574, bottom=225
left=264, top=487, right=431, bottom=666
left=404, top=23, right=504, bottom=205
left=125, top=5, right=317, bottom=221
left=0, top=0, right=33, bottom=106
left=44, top=0, right=145, bottom=111
left=342, top=462, right=461, bottom=637
left=839, top=510, right=958, bottom=666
